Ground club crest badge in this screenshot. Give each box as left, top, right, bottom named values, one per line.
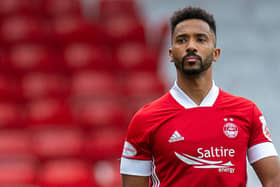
left=223, top=118, right=238, bottom=138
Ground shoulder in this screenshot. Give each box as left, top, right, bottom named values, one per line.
left=128, top=92, right=182, bottom=131
left=217, top=89, right=257, bottom=109
left=216, top=89, right=264, bottom=125
left=142, top=92, right=180, bottom=112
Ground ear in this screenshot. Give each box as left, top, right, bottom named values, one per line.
left=212, top=48, right=221, bottom=62
left=168, top=48, right=174, bottom=62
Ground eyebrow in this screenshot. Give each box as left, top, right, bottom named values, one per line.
left=175, top=34, right=188, bottom=39
left=196, top=33, right=209, bottom=38
left=175, top=32, right=209, bottom=39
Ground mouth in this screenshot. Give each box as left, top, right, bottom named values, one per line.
left=186, top=56, right=199, bottom=61
left=184, top=56, right=200, bottom=65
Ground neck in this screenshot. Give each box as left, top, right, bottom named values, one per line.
left=176, top=68, right=213, bottom=105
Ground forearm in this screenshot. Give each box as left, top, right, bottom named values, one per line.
left=252, top=156, right=280, bottom=187
left=263, top=173, right=280, bottom=187
left=122, top=174, right=149, bottom=187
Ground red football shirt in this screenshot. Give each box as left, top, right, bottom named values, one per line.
left=120, top=82, right=278, bottom=187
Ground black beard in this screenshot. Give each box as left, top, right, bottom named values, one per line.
left=175, top=52, right=213, bottom=75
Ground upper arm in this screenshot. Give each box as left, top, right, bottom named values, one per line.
left=248, top=105, right=280, bottom=186
left=120, top=111, right=153, bottom=187
left=252, top=156, right=280, bottom=187
left=122, top=174, right=149, bottom=187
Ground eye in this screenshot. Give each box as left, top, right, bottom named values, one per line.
left=176, top=38, right=187, bottom=44
left=197, top=38, right=207, bottom=43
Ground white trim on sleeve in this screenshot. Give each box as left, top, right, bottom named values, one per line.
left=248, top=142, right=278, bottom=164
left=120, top=157, right=152, bottom=176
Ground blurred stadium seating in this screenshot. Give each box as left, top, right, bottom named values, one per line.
left=0, top=0, right=279, bottom=186
left=0, top=0, right=167, bottom=186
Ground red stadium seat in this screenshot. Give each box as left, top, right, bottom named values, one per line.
left=38, top=159, right=97, bottom=187
left=123, top=71, right=166, bottom=97
left=49, top=15, right=103, bottom=47
left=70, top=71, right=120, bottom=100
left=0, top=16, right=47, bottom=46
left=83, top=127, right=125, bottom=161
left=0, top=0, right=38, bottom=19
left=40, top=0, right=82, bottom=19
left=26, top=98, right=73, bottom=127
left=72, top=99, right=127, bottom=129
left=0, top=129, right=32, bottom=158
left=0, top=102, right=26, bottom=128
left=93, top=159, right=122, bottom=187
left=114, top=42, right=159, bottom=72
left=20, top=72, right=70, bottom=101
left=0, top=157, right=37, bottom=186
left=0, top=49, right=10, bottom=74
left=122, top=72, right=166, bottom=115
left=31, top=127, right=84, bottom=160
left=98, top=0, right=140, bottom=21
left=103, top=15, right=146, bottom=49
left=0, top=74, right=21, bottom=102
left=7, top=43, right=60, bottom=75
left=62, top=42, right=113, bottom=73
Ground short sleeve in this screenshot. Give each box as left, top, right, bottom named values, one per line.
left=120, top=110, right=153, bottom=176
left=247, top=104, right=278, bottom=164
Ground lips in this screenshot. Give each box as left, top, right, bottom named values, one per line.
left=186, top=56, right=199, bottom=61
left=184, top=56, right=200, bottom=63
left=186, top=57, right=199, bottom=61
left=182, top=54, right=202, bottom=65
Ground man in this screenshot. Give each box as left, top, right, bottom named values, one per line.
left=120, top=6, right=280, bottom=187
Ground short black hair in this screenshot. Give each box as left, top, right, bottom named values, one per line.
left=170, top=6, right=216, bottom=37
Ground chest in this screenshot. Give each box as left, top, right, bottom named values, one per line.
left=151, top=108, right=251, bottom=159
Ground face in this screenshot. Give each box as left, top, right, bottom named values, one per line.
left=169, top=19, right=220, bottom=76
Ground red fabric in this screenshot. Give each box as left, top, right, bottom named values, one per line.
left=122, top=90, right=273, bottom=187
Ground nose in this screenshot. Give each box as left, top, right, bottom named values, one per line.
left=186, top=39, right=197, bottom=53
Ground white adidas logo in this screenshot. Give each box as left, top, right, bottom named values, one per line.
left=168, top=130, right=184, bottom=143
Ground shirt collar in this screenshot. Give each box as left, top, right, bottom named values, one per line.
left=169, top=81, right=219, bottom=109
